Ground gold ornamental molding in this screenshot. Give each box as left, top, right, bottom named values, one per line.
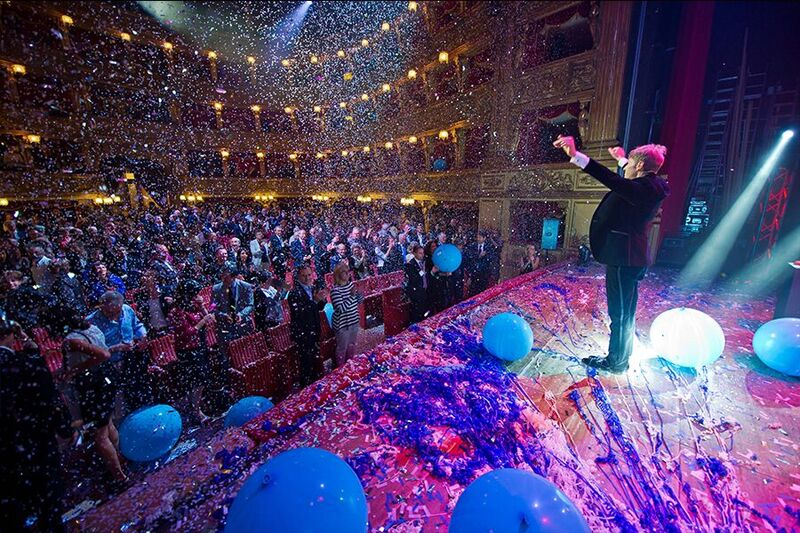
left=513, top=52, right=597, bottom=104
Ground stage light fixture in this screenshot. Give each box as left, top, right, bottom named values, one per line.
left=679, top=130, right=796, bottom=288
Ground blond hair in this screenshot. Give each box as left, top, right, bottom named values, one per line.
left=629, top=144, right=667, bottom=173
left=333, top=261, right=351, bottom=286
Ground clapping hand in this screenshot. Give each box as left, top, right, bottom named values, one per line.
left=553, top=135, right=577, bottom=157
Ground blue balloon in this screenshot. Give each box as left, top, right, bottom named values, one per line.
left=119, top=404, right=182, bottom=462
left=753, top=318, right=800, bottom=376
left=433, top=243, right=462, bottom=273
left=482, top=313, right=534, bottom=361
left=323, top=302, right=334, bottom=327
left=433, top=158, right=448, bottom=171
left=450, top=469, right=589, bottom=533
left=225, top=447, right=368, bottom=533
left=225, top=396, right=274, bottom=428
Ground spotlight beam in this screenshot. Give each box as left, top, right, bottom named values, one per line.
left=678, top=131, right=795, bottom=289
left=730, top=223, right=800, bottom=296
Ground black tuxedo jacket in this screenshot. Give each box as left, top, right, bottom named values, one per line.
left=288, top=285, right=324, bottom=345
left=584, top=159, right=670, bottom=267
left=404, top=259, right=429, bottom=301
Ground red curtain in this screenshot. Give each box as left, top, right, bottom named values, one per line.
left=659, top=2, right=715, bottom=239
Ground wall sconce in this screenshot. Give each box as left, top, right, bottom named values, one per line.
left=343, top=72, right=353, bottom=81
left=438, top=51, right=449, bottom=63
left=384, top=141, right=393, bottom=149
left=0, top=199, right=9, bottom=207
left=339, top=101, right=347, bottom=109
left=281, top=58, right=290, bottom=67
left=163, top=41, right=173, bottom=51
left=220, top=149, right=230, bottom=158
left=123, top=172, right=135, bottom=181
left=361, top=93, right=369, bottom=101
left=363, top=146, right=370, bottom=153
left=250, top=105, right=261, bottom=113
left=381, top=22, right=390, bottom=31
left=61, top=14, right=74, bottom=25
left=341, top=150, right=349, bottom=157
left=111, top=194, right=121, bottom=203
left=408, top=1, right=418, bottom=12
left=119, top=32, right=131, bottom=41
left=337, top=50, right=345, bottom=58
left=400, top=197, right=415, bottom=206
left=313, top=105, right=322, bottom=113
left=345, top=115, right=354, bottom=121
left=408, top=135, right=418, bottom=144
left=382, top=83, right=391, bottom=93
left=256, top=151, right=265, bottom=159
left=288, top=153, right=298, bottom=161
left=247, top=55, right=256, bottom=65
left=357, top=196, right=373, bottom=203
left=10, top=64, right=26, bottom=76
left=316, top=152, right=325, bottom=159
left=94, top=197, right=104, bottom=205
left=207, top=51, right=217, bottom=59
left=284, top=106, right=293, bottom=114
left=102, top=197, right=113, bottom=205
left=438, top=130, right=449, bottom=140
left=361, top=39, right=369, bottom=48
left=310, top=55, right=318, bottom=64
left=213, top=101, right=223, bottom=111
left=407, top=69, right=417, bottom=80
left=25, top=134, right=41, bottom=144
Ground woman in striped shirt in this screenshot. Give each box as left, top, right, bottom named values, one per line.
left=330, top=261, right=363, bottom=366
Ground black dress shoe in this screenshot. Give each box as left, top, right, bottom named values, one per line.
left=582, top=356, right=629, bottom=374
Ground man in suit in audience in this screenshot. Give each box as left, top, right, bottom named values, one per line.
left=554, top=134, right=669, bottom=373
left=404, top=244, right=430, bottom=323
left=288, top=265, right=329, bottom=386
left=212, top=263, right=255, bottom=348
left=467, top=230, right=495, bottom=297
left=269, top=226, right=289, bottom=282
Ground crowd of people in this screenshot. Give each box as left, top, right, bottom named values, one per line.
left=0, top=199, right=508, bottom=530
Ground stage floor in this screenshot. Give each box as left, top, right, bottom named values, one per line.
left=76, top=263, right=798, bottom=532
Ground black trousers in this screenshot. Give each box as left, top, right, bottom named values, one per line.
left=296, top=339, right=320, bottom=387
left=604, top=265, right=647, bottom=365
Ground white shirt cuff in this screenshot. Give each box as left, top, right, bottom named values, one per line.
left=569, top=152, right=590, bottom=169
left=617, top=157, right=629, bottom=168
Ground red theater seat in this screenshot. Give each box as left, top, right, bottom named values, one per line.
left=228, top=332, right=277, bottom=399
left=383, top=287, right=410, bottom=337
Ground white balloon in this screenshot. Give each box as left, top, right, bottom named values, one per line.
left=649, top=307, right=725, bottom=368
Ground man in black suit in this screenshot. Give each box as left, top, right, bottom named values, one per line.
left=288, top=265, right=329, bottom=386
left=269, top=226, right=289, bottom=282
left=404, top=244, right=430, bottom=323
left=554, top=135, right=670, bottom=373
left=467, top=230, right=495, bottom=297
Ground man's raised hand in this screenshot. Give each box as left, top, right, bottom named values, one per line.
left=608, top=146, right=626, bottom=161
left=553, top=135, right=577, bottom=158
